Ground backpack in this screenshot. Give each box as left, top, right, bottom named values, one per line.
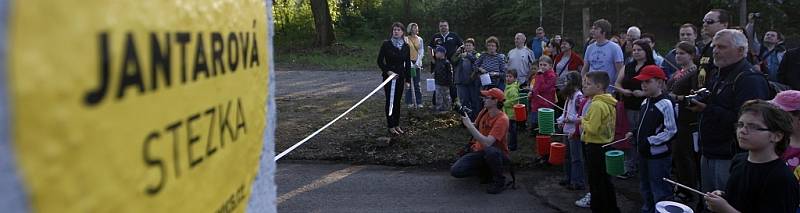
left=732, top=67, right=791, bottom=99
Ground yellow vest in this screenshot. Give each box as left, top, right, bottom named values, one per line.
left=406, top=35, right=421, bottom=61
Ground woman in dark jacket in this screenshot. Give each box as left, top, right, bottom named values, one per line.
left=377, top=22, right=411, bottom=135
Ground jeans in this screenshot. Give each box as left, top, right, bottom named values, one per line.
left=639, top=156, right=673, bottom=213
left=625, top=109, right=641, bottom=174
left=451, top=146, right=506, bottom=184
left=563, top=137, right=586, bottom=187
left=404, top=74, right=423, bottom=105
left=435, top=85, right=451, bottom=111
left=456, top=83, right=481, bottom=120
left=528, top=110, right=538, bottom=130
left=584, top=143, right=621, bottom=213
left=508, top=121, right=518, bottom=151
left=700, top=156, right=731, bottom=192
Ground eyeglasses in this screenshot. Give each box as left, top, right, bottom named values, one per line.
left=702, top=19, right=719, bottom=25
left=735, top=122, right=770, bottom=132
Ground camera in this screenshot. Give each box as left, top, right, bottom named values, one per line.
left=684, top=88, right=711, bottom=106
left=749, top=12, right=761, bottom=20
left=453, top=102, right=472, bottom=117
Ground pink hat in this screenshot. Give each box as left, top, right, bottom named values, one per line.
left=770, top=90, right=800, bottom=112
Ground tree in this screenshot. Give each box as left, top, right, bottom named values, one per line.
left=310, top=0, right=335, bottom=46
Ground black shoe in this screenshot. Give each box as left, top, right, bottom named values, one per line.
left=558, top=180, right=569, bottom=186
left=615, top=171, right=634, bottom=180
left=487, top=181, right=507, bottom=194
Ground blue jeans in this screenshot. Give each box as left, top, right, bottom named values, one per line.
left=456, top=83, right=481, bottom=119
left=639, top=156, right=673, bottom=213
left=528, top=110, right=538, bottom=129
left=508, top=121, right=518, bottom=151
left=451, top=146, right=506, bottom=184
left=404, top=74, right=422, bottom=105
left=563, top=137, right=586, bottom=187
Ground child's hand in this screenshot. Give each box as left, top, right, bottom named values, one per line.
left=704, top=191, right=736, bottom=213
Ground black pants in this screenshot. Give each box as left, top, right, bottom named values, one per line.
left=584, top=143, right=621, bottom=213
left=383, top=75, right=405, bottom=128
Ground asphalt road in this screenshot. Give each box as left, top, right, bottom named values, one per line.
left=276, top=161, right=559, bottom=213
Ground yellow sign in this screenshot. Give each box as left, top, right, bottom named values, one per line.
left=8, top=0, right=269, bottom=212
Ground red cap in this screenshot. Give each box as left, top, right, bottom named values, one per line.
left=634, top=65, right=667, bottom=81
left=480, top=88, right=505, bottom=101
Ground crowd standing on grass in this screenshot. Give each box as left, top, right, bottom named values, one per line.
left=379, top=7, right=800, bottom=211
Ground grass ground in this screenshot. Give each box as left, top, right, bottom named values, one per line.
left=275, top=35, right=381, bottom=71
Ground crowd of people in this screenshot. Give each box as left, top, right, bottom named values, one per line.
left=376, top=8, right=800, bottom=213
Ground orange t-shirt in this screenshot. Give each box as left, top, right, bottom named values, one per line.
left=470, top=109, right=510, bottom=156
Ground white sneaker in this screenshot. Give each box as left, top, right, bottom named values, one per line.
left=407, top=104, right=414, bottom=108
left=417, top=104, right=424, bottom=108
left=575, top=193, right=591, bottom=208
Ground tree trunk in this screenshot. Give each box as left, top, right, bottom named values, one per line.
left=404, top=0, right=411, bottom=22
left=310, top=0, right=335, bottom=46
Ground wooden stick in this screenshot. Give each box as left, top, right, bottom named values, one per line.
left=601, top=136, right=630, bottom=148
left=534, top=94, right=565, bottom=111
left=662, top=178, right=705, bottom=196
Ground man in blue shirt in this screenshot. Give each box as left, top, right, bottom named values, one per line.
left=581, top=19, right=625, bottom=93
left=529, top=27, right=548, bottom=60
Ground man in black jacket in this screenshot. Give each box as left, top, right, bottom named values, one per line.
left=688, top=29, right=770, bottom=193
left=429, top=20, right=463, bottom=106
left=777, top=47, right=800, bottom=90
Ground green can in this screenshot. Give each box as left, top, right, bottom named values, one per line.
left=605, top=150, right=625, bottom=176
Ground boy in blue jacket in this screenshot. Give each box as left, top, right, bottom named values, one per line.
left=629, top=65, right=677, bottom=213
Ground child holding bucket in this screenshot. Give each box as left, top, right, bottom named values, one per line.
left=529, top=55, right=557, bottom=133
left=503, top=69, right=521, bottom=151
left=557, top=71, right=586, bottom=190
left=577, top=71, right=620, bottom=212
left=704, top=100, right=799, bottom=213
left=628, top=65, right=677, bottom=213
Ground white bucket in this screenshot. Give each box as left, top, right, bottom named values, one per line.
left=426, top=79, right=436, bottom=91
left=655, top=201, right=693, bottom=213
left=479, top=73, right=492, bottom=86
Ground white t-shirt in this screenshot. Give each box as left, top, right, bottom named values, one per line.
left=507, top=47, right=535, bottom=84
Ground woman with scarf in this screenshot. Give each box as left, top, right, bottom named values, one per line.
left=377, top=22, right=412, bottom=135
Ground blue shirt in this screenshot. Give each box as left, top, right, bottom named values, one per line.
left=529, top=36, right=549, bottom=60
left=584, top=41, right=624, bottom=91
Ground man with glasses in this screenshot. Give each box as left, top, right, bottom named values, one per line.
left=687, top=29, right=770, bottom=194
left=698, top=9, right=730, bottom=89
left=451, top=88, right=511, bottom=194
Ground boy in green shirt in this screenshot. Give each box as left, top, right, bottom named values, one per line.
left=503, top=69, right=521, bottom=151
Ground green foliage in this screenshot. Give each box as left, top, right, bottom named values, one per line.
left=275, top=0, right=800, bottom=70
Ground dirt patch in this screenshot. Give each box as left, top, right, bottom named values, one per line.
left=275, top=70, right=546, bottom=168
